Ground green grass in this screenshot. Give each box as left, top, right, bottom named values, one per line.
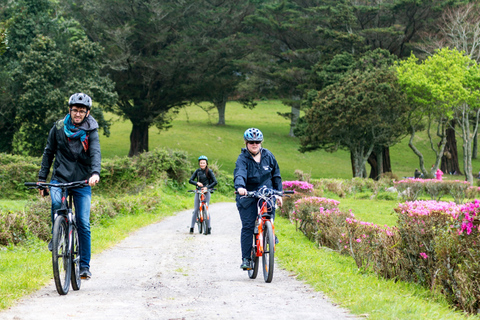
left=0, top=186, right=229, bottom=310
left=275, top=216, right=478, bottom=320
left=0, top=200, right=28, bottom=211
left=100, top=100, right=480, bottom=181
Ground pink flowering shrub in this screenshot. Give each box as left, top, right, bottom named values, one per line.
left=394, top=200, right=459, bottom=286
left=292, top=197, right=340, bottom=241
left=282, top=180, right=314, bottom=193
left=344, top=217, right=402, bottom=279
left=435, top=227, right=480, bottom=313
left=394, top=179, right=425, bottom=201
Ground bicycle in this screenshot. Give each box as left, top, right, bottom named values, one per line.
left=236, top=186, right=293, bottom=283
left=25, top=180, right=88, bottom=295
left=188, top=188, right=215, bottom=235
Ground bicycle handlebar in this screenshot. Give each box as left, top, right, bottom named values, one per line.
left=188, top=188, right=216, bottom=193
left=234, top=187, right=294, bottom=198
left=25, top=180, right=89, bottom=189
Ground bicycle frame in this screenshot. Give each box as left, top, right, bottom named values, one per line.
left=254, top=197, right=276, bottom=257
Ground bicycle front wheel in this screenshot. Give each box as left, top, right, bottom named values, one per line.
left=248, top=234, right=259, bottom=279
left=196, top=211, right=203, bottom=234
left=262, top=221, right=275, bottom=283
left=70, top=223, right=81, bottom=291
left=52, top=216, right=71, bottom=295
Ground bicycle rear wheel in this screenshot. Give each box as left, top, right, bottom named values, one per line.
left=202, top=205, right=208, bottom=235
left=70, top=223, right=81, bottom=291
left=52, top=216, right=71, bottom=295
left=248, top=234, right=259, bottom=279
left=262, top=220, right=275, bottom=283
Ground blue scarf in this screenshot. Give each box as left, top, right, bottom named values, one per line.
left=64, top=114, right=89, bottom=151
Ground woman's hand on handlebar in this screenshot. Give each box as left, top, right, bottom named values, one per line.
left=276, top=195, right=283, bottom=207
left=236, top=188, right=247, bottom=196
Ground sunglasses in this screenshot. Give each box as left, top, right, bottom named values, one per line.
left=247, top=141, right=262, bottom=145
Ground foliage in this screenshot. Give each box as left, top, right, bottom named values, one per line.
left=0, top=0, right=117, bottom=155
left=396, top=48, right=480, bottom=181
left=394, top=179, right=471, bottom=203
left=297, top=50, right=411, bottom=177
left=0, top=153, right=41, bottom=199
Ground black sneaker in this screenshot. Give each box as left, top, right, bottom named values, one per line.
left=240, top=258, right=252, bottom=270
left=80, top=268, right=92, bottom=280
left=207, top=228, right=211, bottom=235
left=189, top=228, right=194, bottom=234
left=48, top=240, right=52, bottom=252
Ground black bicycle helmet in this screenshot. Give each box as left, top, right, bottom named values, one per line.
left=68, top=93, right=92, bottom=110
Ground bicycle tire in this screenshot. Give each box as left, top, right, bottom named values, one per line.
left=262, top=221, right=275, bottom=283
left=248, top=234, right=259, bottom=279
left=196, top=210, right=203, bottom=234
left=70, top=223, right=81, bottom=291
left=52, top=216, right=71, bottom=295
left=202, top=205, right=208, bottom=235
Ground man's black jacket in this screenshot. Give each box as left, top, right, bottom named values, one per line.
left=39, top=116, right=101, bottom=183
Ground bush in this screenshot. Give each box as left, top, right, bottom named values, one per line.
left=0, top=153, right=41, bottom=200
left=292, top=197, right=339, bottom=241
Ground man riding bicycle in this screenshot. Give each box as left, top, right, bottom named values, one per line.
left=38, top=93, right=100, bottom=280
left=188, top=155, right=218, bottom=234
left=234, top=128, right=283, bottom=270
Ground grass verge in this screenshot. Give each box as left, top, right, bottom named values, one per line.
left=0, top=186, right=233, bottom=310
left=275, top=216, right=478, bottom=320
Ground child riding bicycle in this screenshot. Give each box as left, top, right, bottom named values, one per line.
left=188, top=155, right=218, bottom=234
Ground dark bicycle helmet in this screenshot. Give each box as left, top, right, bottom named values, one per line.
left=68, top=93, right=92, bottom=110
left=243, top=128, right=263, bottom=142
left=198, top=155, right=208, bottom=162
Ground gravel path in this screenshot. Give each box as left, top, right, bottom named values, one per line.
left=0, top=202, right=357, bottom=320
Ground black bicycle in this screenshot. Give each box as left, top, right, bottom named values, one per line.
left=25, top=180, right=88, bottom=295
left=188, top=188, right=215, bottom=235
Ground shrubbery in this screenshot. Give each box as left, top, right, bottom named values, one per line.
left=394, top=179, right=471, bottom=203
left=281, top=180, right=480, bottom=314
left=0, top=147, right=235, bottom=246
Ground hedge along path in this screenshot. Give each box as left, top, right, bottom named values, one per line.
left=0, top=203, right=355, bottom=320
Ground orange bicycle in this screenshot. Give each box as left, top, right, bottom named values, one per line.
left=237, top=186, right=293, bottom=282
left=188, top=188, right=215, bottom=235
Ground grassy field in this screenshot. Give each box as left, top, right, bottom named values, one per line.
left=101, top=100, right=478, bottom=181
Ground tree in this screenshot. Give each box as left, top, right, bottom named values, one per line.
left=70, top=0, right=262, bottom=155
left=183, top=1, right=257, bottom=126
left=296, top=65, right=410, bottom=177
left=416, top=2, right=480, bottom=170
left=0, top=0, right=116, bottom=155
left=397, top=48, right=480, bottom=183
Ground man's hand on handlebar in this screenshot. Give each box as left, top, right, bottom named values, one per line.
left=89, top=174, right=100, bottom=187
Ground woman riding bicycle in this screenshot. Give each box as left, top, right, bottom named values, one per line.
left=234, top=128, right=283, bottom=270
left=188, top=155, right=218, bottom=234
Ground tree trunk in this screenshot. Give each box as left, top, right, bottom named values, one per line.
left=368, top=147, right=391, bottom=180
left=128, top=121, right=149, bottom=157
left=215, top=95, right=227, bottom=126
left=408, top=127, right=428, bottom=176
left=441, top=121, right=462, bottom=175
left=289, top=105, right=300, bottom=137
left=473, top=131, right=478, bottom=159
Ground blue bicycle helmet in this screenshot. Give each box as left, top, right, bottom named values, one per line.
left=198, top=155, right=208, bottom=162
left=243, top=128, right=263, bottom=142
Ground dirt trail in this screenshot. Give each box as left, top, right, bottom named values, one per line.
left=0, top=202, right=356, bottom=320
